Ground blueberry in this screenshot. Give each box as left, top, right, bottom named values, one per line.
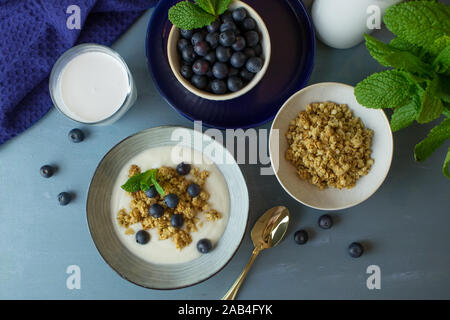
left=40, top=165, right=54, bottom=178
left=232, top=8, right=247, bottom=22
left=230, top=52, right=247, bottom=68
left=245, top=31, right=260, bottom=47
left=194, top=41, right=210, bottom=56
left=207, top=20, right=220, bottom=33
left=177, top=38, right=189, bottom=52
left=240, top=68, right=254, bottom=81
left=180, top=29, right=194, bottom=39
left=228, top=67, right=239, bottom=77
left=58, top=192, right=71, bottom=206
left=136, top=230, right=150, bottom=245
left=318, top=214, right=333, bottom=229
left=220, top=21, right=237, bottom=33
left=191, top=32, right=205, bottom=45
left=253, top=43, right=262, bottom=56
left=145, top=186, right=158, bottom=198
left=232, top=35, right=246, bottom=51
left=192, top=59, right=209, bottom=76
left=68, top=128, right=84, bottom=143
left=205, top=32, right=219, bottom=49
left=246, top=57, right=263, bottom=73
left=187, top=183, right=201, bottom=197
left=244, top=47, right=256, bottom=58
left=181, top=46, right=197, bottom=64
left=212, top=62, right=229, bottom=79
left=176, top=162, right=191, bottom=176
left=165, top=193, right=179, bottom=208
left=243, top=17, right=256, bottom=30
left=294, top=230, right=309, bottom=245
left=149, top=203, right=164, bottom=218
left=216, top=46, right=232, bottom=62
left=348, top=242, right=364, bottom=258
left=211, top=79, right=227, bottom=94
left=227, top=76, right=244, bottom=92
left=219, top=30, right=236, bottom=47
left=197, top=239, right=213, bottom=253
left=221, top=11, right=233, bottom=23
left=171, top=214, right=184, bottom=228
left=180, top=64, right=193, bottom=79
left=204, top=51, right=216, bottom=64
left=191, top=75, right=208, bottom=89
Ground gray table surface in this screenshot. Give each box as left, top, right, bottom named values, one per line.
left=1, top=3, right=449, bottom=300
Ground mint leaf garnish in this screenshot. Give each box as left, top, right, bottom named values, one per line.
left=443, top=148, right=450, bottom=179
left=383, top=1, right=450, bottom=51
left=214, top=0, right=232, bottom=16
left=355, top=70, right=414, bottom=109
left=417, top=78, right=444, bottom=124
left=121, top=169, right=165, bottom=194
left=194, top=0, right=216, bottom=15
left=414, top=118, right=450, bottom=162
left=433, top=45, right=450, bottom=75
left=390, top=101, right=418, bottom=132
left=121, top=173, right=144, bottom=193
left=169, top=1, right=216, bottom=30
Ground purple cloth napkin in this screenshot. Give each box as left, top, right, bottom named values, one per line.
left=0, top=0, right=158, bottom=146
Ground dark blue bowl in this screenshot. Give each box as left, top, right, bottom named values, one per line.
left=146, top=0, right=315, bottom=129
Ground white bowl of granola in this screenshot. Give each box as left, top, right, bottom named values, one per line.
left=269, top=82, right=393, bottom=211
left=87, top=126, right=249, bottom=289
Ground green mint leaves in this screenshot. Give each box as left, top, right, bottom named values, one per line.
left=121, top=169, right=165, bottom=196
left=169, top=0, right=232, bottom=30
left=354, top=0, right=450, bottom=178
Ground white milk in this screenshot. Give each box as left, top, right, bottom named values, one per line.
left=59, top=51, right=130, bottom=123
left=110, top=146, right=231, bottom=265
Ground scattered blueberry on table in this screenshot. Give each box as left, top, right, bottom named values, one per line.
left=68, top=128, right=85, bottom=143
left=171, top=213, right=184, bottom=228
left=136, top=230, right=150, bottom=245
left=57, top=192, right=72, bottom=206
left=187, top=183, right=201, bottom=198
left=177, top=7, right=264, bottom=94
left=165, top=193, right=179, bottom=208
left=149, top=203, right=164, bottom=218
left=318, top=214, right=333, bottom=230
left=348, top=242, right=364, bottom=258
left=40, top=165, right=54, bottom=178
left=197, top=239, right=213, bottom=254
left=294, top=230, right=309, bottom=245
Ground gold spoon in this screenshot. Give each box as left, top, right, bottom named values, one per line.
left=222, top=206, right=290, bottom=300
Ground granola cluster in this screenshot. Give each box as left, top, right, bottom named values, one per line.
left=117, top=165, right=221, bottom=250
left=285, top=102, right=374, bottom=190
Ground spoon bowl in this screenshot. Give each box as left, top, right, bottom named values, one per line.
left=222, top=206, right=290, bottom=300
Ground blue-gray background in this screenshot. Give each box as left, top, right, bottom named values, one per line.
left=1, top=1, right=449, bottom=299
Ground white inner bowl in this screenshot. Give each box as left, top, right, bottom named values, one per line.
left=167, top=0, right=271, bottom=101
left=269, top=82, right=393, bottom=211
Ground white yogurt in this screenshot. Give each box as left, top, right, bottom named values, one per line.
left=111, top=146, right=231, bottom=265
left=59, top=51, right=130, bottom=123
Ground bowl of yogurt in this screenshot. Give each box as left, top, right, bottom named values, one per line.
left=49, top=44, right=137, bottom=125
left=87, top=126, right=249, bottom=289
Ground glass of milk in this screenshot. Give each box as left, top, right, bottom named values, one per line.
left=49, top=44, right=137, bottom=125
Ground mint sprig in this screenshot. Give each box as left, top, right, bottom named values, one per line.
left=121, top=169, right=165, bottom=196
left=354, top=0, right=450, bottom=179
left=169, top=0, right=232, bottom=30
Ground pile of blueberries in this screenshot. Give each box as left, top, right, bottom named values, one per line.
left=177, top=7, right=264, bottom=94
left=136, top=162, right=213, bottom=254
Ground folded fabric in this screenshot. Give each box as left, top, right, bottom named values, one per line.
left=0, top=0, right=158, bottom=146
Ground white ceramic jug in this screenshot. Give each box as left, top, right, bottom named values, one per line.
left=311, top=0, right=403, bottom=49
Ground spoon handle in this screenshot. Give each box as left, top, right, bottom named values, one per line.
left=221, top=248, right=261, bottom=300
